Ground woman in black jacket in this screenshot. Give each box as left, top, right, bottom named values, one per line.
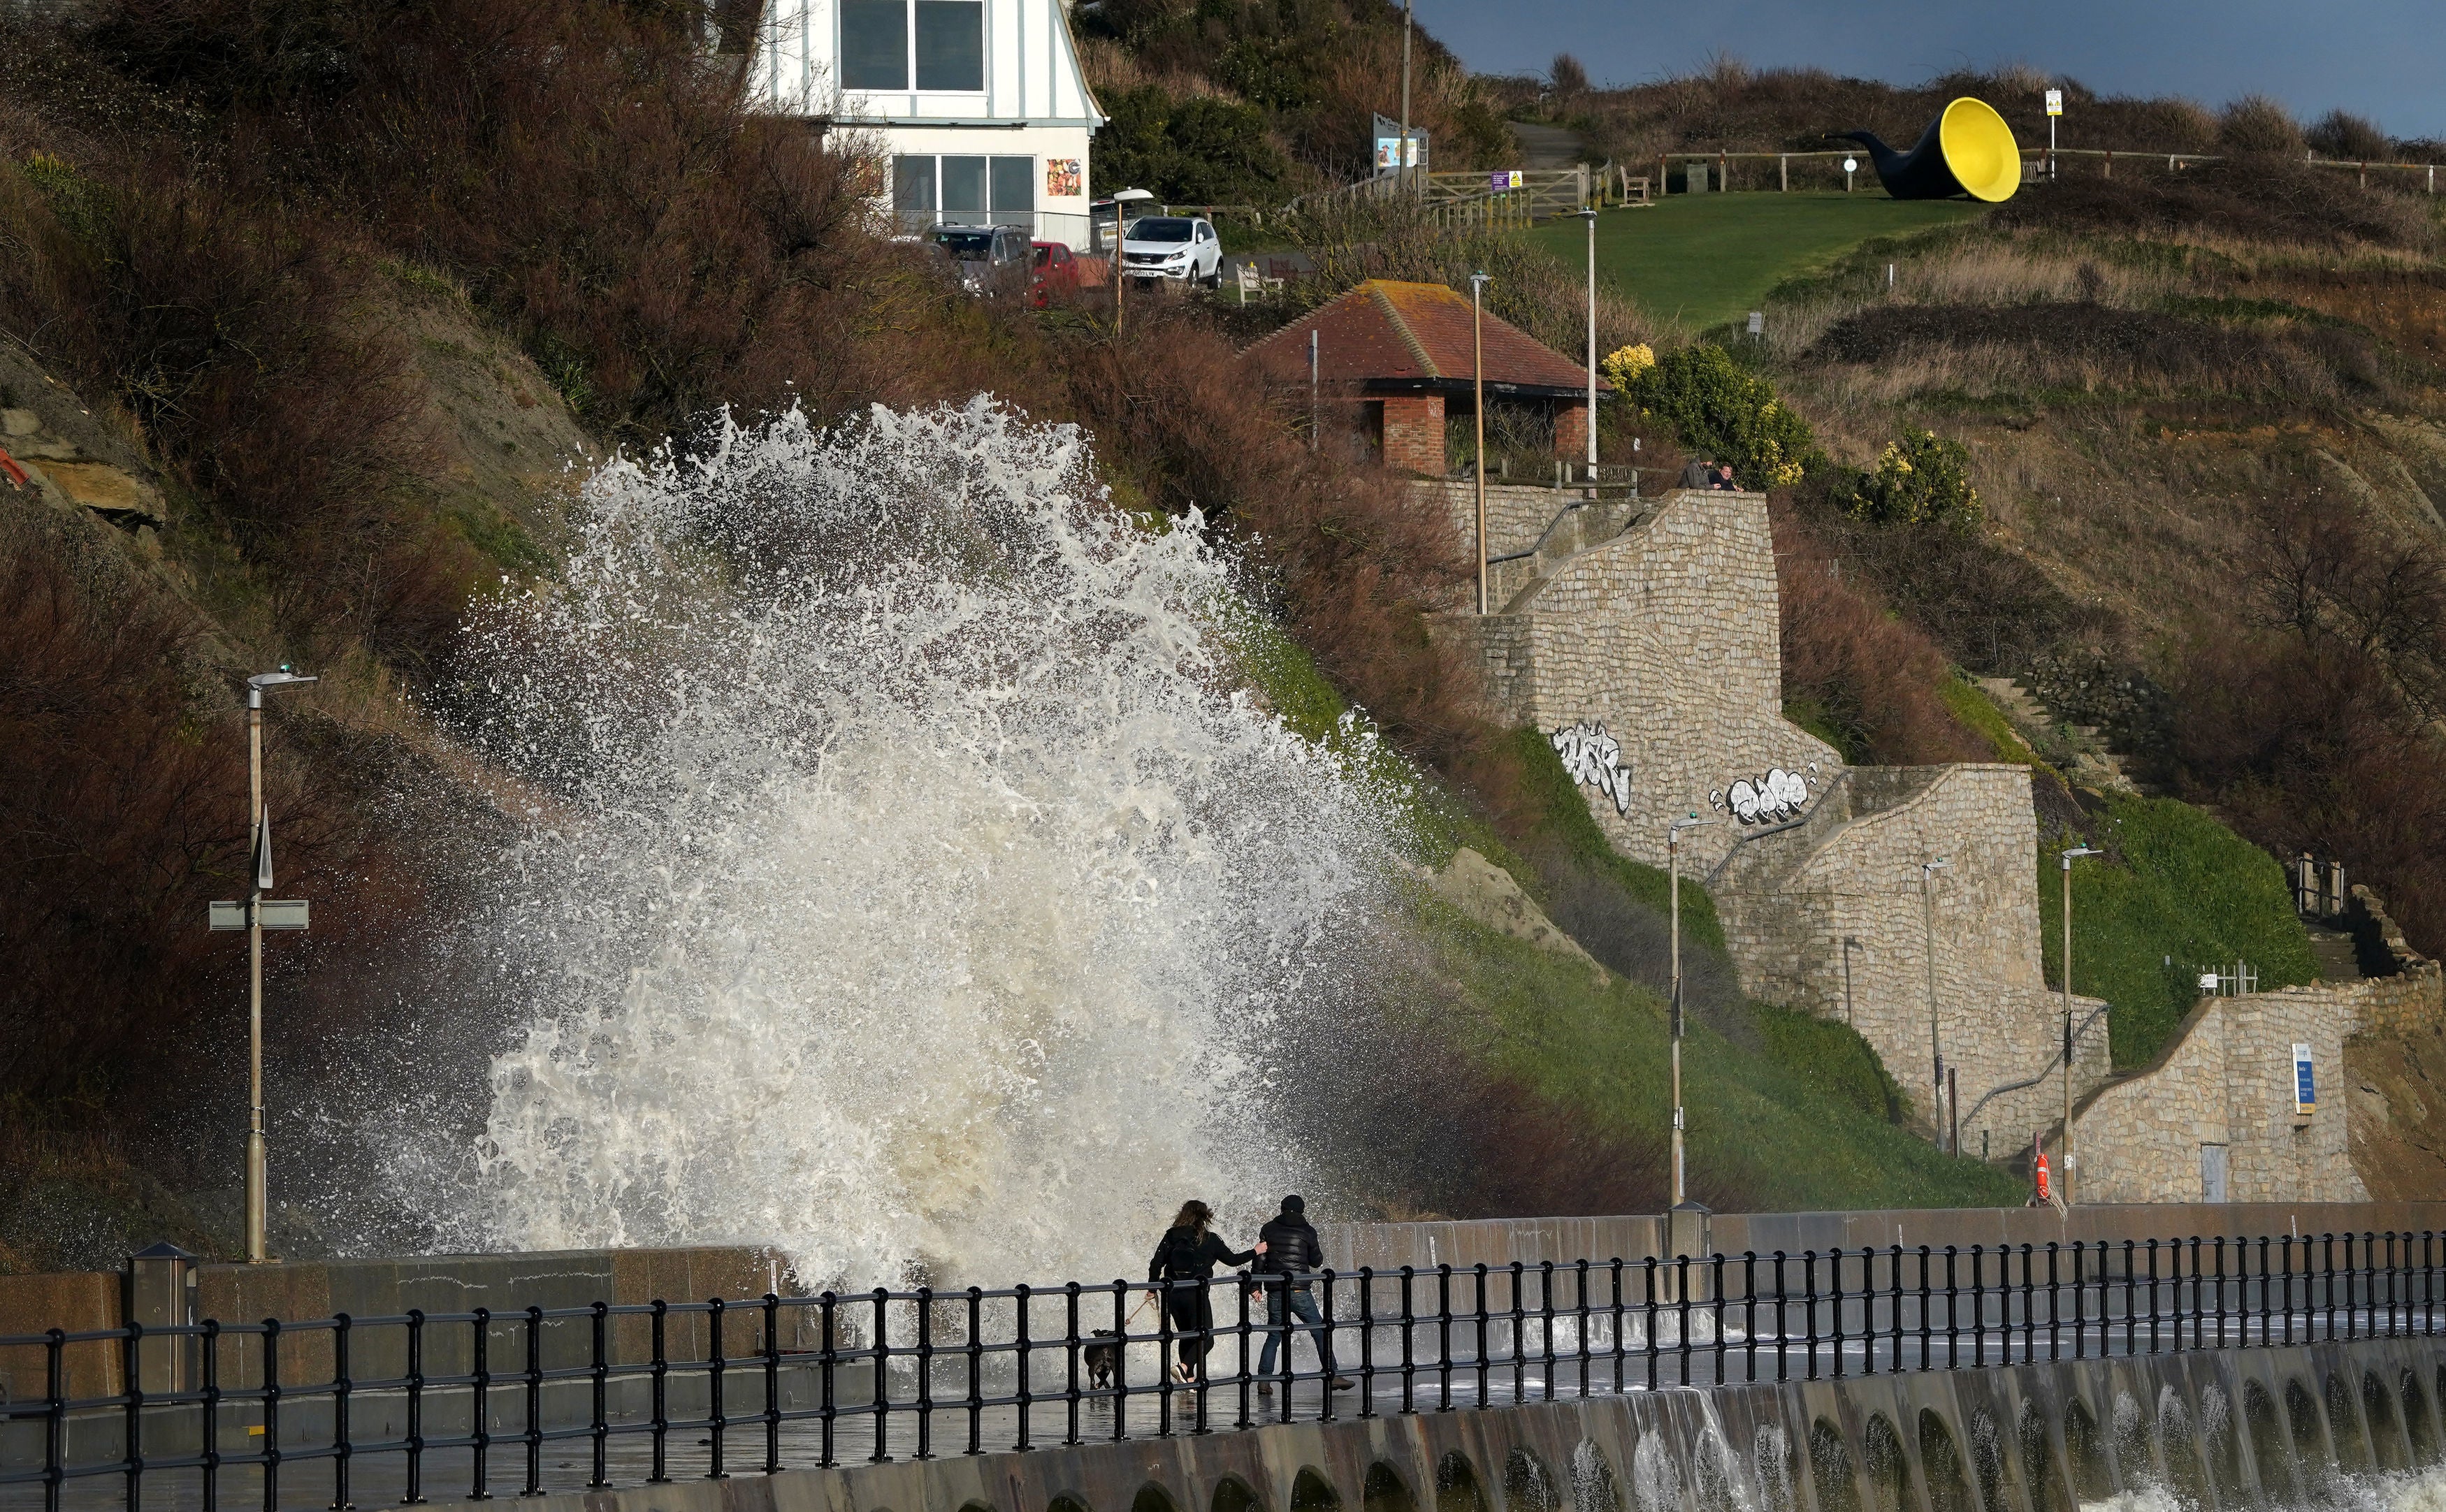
left=1146, top=1200, right=1264, bottom=1381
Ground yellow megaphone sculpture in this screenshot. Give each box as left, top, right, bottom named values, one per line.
left=1837, top=97, right=2021, bottom=202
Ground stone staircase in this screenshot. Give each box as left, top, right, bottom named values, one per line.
left=1483, top=493, right=1646, bottom=611
left=1973, top=674, right=2139, bottom=794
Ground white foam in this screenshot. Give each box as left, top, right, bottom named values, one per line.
left=379, top=400, right=1404, bottom=1290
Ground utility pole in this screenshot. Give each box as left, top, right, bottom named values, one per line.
left=1920, top=857, right=1948, bottom=1150
left=1470, top=270, right=1490, bottom=614
left=1669, top=814, right=1718, bottom=1206
left=2060, top=845, right=2103, bottom=1202
left=211, top=667, right=317, bottom=1263
left=1577, top=207, right=1598, bottom=482
left=1398, top=0, right=1413, bottom=190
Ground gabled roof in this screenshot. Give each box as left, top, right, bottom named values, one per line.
left=1245, top=280, right=1591, bottom=395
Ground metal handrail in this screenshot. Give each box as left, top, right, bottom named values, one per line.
left=3, top=1232, right=2435, bottom=1508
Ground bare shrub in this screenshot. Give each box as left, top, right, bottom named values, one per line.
left=2219, top=94, right=2306, bottom=157
left=1807, top=303, right=2389, bottom=413
left=2307, top=109, right=2396, bottom=163
left=1772, top=497, right=1990, bottom=765
left=1992, top=157, right=2438, bottom=254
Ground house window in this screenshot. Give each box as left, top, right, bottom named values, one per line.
left=893, top=154, right=1033, bottom=231
left=842, top=0, right=983, bottom=92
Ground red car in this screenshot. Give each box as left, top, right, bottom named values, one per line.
left=1031, top=240, right=1094, bottom=307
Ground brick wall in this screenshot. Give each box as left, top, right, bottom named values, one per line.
left=1554, top=400, right=1590, bottom=460
left=1380, top=393, right=1445, bottom=476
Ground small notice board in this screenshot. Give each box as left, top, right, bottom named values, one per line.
left=2293, top=1042, right=2316, bottom=1117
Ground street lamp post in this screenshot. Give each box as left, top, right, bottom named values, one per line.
left=234, top=668, right=315, bottom=1263
left=1669, top=814, right=1718, bottom=1206
left=2060, top=845, right=2103, bottom=1203
left=1920, top=857, right=1949, bottom=1151
left=1575, top=208, right=1598, bottom=484
left=1470, top=270, right=1491, bottom=614
left=1110, top=187, right=1154, bottom=338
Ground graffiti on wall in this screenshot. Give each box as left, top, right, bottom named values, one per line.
left=1709, top=763, right=1821, bottom=825
left=1551, top=721, right=1631, bottom=815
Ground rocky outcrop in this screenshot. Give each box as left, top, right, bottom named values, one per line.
left=1427, top=847, right=1607, bottom=982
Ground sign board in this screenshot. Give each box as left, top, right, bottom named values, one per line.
left=1490, top=169, right=1524, bottom=191
left=2045, top=89, right=2064, bottom=117
left=2293, top=1042, right=2316, bottom=1115
left=1370, top=115, right=1427, bottom=174
left=1746, top=311, right=1764, bottom=335
left=209, top=899, right=310, bottom=931
left=2198, top=971, right=2220, bottom=992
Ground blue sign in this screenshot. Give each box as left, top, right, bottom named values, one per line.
left=2293, top=1042, right=2316, bottom=1110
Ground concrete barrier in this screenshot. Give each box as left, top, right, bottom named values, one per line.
left=381, top=1332, right=2446, bottom=1512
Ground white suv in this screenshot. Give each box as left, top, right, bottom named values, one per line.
left=1120, top=215, right=1224, bottom=286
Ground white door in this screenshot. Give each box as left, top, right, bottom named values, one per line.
left=2200, top=1143, right=2229, bottom=1203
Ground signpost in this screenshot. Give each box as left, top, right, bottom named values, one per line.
left=2046, top=89, right=2062, bottom=180
left=210, top=667, right=317, bottom=1264
left=2293, top=1042, right=2317, bottom=1119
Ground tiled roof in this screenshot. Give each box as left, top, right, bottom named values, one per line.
left=1245, top=279, right=1591, bottom=392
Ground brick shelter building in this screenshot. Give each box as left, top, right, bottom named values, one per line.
left=1243, top=280, right=1594, bottom=475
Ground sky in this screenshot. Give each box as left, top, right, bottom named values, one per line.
left=1410, top=0, right=2446, bottom=142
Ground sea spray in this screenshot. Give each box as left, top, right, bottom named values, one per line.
left=393, top=400, right=1405, bottom=1288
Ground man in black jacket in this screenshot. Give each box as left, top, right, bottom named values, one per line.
left=1253, top=1195, right=1353, bottom=1393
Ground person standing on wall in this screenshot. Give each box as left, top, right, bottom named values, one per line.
left=1147, top=1200, right=1263, bottom=1382
left=1254, top=1194, right=1354, bottom=1395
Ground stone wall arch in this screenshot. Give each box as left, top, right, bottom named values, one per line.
left=2364, top=1373, right=2408, bottom=1470
left=1368, top=1463, right=1419, bottom=1512
left=2016, top=1401, right=2062, bottom=1512
left=1215, top=1478, right=1266, bottom=1512
left=1507, top=1451, right=1558, bottom=1512
left=1693, top=1434, right=1735, bottom=1512
left=1573, top=1442, right=1625, bottom=1512
left=1137, top=1486, right=1182, bottom=1512
left=1810, top=1419, right=1863, bottom=1512
left=1296, top=1469, right=1345, bottom=1512
left=2326, top=1374, right=2369, bottom=1469
left=2245, top=1381, right=2292, bottom=1502
left=2404, top=1372, right=2439, bottom=1465
left=1050, top=1497, right=1092, bottom=1512
left=2063, top=1400, right=2110, bottom=1504
left=2284, top=1379, right=2324, bottom=1464
left=1438, top=1453, right=1489, bottom=1512
left=1863, top=1414, right=1909, bottom=1512
left=1920, top=1409, right=1975, bottom=1512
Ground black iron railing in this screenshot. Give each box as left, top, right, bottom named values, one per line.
left=2, top=1230, right=2438, bottom=1511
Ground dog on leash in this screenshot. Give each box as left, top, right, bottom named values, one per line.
left=1082, top=1328, right=1121, bottom=1390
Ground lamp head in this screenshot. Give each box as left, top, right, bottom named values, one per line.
left=2060, top=845, right=2104, bottom=868
left=1111, top=187, right=1155, bottom=203
left=247, top=669, right=318, bottom=692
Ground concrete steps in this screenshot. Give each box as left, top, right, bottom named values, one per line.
left=1974, top=675, right=2140, bottom=794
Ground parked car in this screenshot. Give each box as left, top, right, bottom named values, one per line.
left=1030, top=240, right=1085, bottom=307
left=1119, top=215, right=1224, bottom=287
left=932, top=225, right=1032, bottom=298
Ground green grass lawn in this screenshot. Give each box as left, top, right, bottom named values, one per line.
left=1525, top=194, right=1988, bottom=332
left=2038, top=794, right=2318, bottom=1070
left=1422, top=897, right=2022, bottom=1211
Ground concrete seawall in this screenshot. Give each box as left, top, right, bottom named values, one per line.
left=391, top=1332, right=2446, bottom=1512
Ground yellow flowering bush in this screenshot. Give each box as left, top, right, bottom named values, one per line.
left=1622, top=344, right=1816, bottom=490
left=1600, top=342, right=1655, bottom=397
left=1846, top=428, right=1981, bottom=526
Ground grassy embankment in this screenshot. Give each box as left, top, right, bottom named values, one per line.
left=1524, top=195, right=1989, bottom=333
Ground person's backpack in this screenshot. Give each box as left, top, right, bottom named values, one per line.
left=1161, top=1228, right=1207, bottom=1279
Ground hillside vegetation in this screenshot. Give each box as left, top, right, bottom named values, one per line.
left=2, top=9, right=2434, bottom=1266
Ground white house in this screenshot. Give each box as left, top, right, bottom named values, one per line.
left=749, top=0, right=1107, bottom=249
